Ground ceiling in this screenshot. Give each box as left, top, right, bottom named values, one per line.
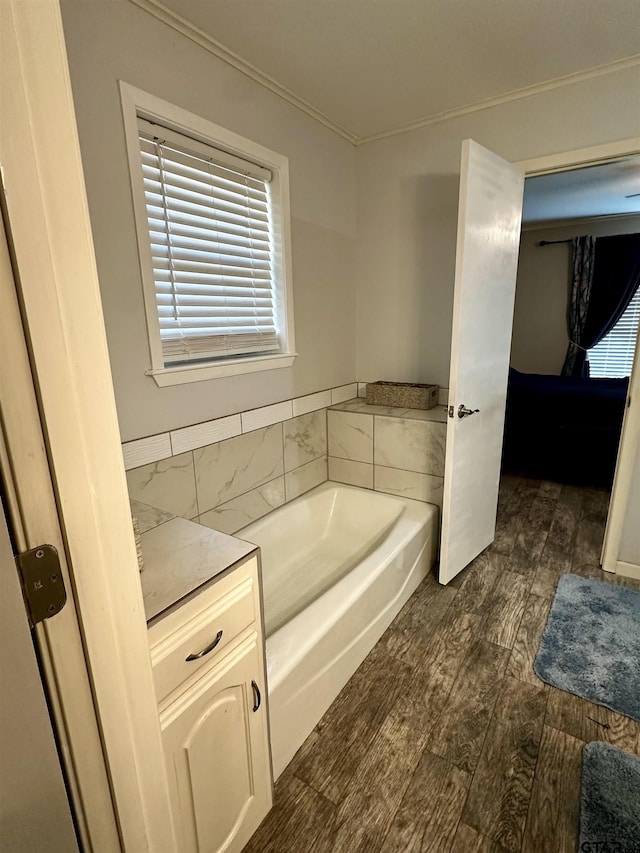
left=523, top=156, right=640, bottom=224
left=152, top=0, right=640, bottom=141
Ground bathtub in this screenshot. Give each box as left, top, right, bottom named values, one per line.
left=238, top=481, right=439, bottom=779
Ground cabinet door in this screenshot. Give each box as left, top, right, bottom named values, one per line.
left=160, top=633, right=271, bottom=853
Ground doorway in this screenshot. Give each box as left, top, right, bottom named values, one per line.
left=506, top=147, right=640, bottom=575
left=505, top=156, right=640, bottom=489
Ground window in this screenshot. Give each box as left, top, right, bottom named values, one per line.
left=121, top=85, right=295, bottom=385
left=588, top=287, right=640, bottom=378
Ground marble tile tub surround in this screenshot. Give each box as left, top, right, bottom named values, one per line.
left=123, top=380, right=446, bottom=533
left=127, top=409, right=329, bottom=536
left=327, top=399, right=447, bottom=509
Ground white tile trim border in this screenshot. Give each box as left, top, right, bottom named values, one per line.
left=331, top=383, right=358, bottom=405
left=241, top=400, right=293, bottom=433
left=292, top=390, right=332, bottom=417
left=122, top=382, right=358, bottom=470
left=122, top=433, right=172, bottom=471
left=170, top=414, right=242, bottom=455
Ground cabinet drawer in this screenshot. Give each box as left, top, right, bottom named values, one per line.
left=150, top=571, right=257, bottom=702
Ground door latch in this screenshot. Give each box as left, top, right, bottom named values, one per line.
left=448, top=404, right=480, bottom=419
left=15, top=545, right=67, bottom=627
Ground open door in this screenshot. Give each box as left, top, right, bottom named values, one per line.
left=439, top=140, right=524, bottom=585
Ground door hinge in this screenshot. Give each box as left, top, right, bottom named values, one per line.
left=15, top=545, right=67, bottom=627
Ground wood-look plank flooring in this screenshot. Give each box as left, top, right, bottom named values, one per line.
left=245, top=477, right=640, bottom=853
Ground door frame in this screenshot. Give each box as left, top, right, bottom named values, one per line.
left=0, top=183, right=117, bottom=851
left=515, top=136, right=640, bottom=577
left=1, top=2, right=175, bottom=849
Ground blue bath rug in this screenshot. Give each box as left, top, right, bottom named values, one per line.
left=580, top=742, right=640, bottom=852
left=533, top=574, right=640, bottom=721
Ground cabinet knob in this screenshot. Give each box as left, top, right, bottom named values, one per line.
left=251, top=680, right=261, bottom=712
left=185, top=630, right=223, bottom=661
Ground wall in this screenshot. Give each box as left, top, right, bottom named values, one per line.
left=355, top=65, right=640, bottom=387
left=619, top=437, right=640, bottom=567
left=511, top=216, right=640, bottom=375
left=60, top=0, right=357, bottom=442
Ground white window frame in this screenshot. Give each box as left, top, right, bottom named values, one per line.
left=120, top=83, right=296, bottom=386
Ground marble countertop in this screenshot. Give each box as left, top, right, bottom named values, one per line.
left=329, top=397, right=448, bottom=422
left=139, top=516, right=257, bottom=625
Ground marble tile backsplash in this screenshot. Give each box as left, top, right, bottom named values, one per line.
left=374, top=416, right=446, bottom=477
left=194, top=423, right=284, bottom=512
left=284, top=410, right=327, bottom=473
left=198, top=477, right=286, bottom=536
left=327, top=403, right=447, bottom=510
left=126, top=451, right=199, bottom=519
left=285, top=456, right=328, bottom=501
left=126, top=410, right=329, bottom=536
left=124, top=383, right=446, bottom=539
left=327, top=411, right=374, bottom=463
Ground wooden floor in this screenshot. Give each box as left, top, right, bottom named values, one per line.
left=245, top=476, right=640, bottom=853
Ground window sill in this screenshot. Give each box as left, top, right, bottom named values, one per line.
left=147, top=352, right=297, bottom=387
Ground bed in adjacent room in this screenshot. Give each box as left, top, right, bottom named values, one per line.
left=502, top=368, right=629, bottom=488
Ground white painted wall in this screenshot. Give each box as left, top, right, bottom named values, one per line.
left=60, top=0, right=357, bottom=442
left=511, top=215, right=640, bottom=375
left=355, top=65, right=640, bottom=387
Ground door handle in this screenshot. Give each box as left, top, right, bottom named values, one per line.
left=251, top=680, right=261, bottom=712
left=458, top=404, right=479, bottom=419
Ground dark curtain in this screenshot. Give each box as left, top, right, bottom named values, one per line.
left=562, top=236, right=596, bottom=376
left=563, top=233, right=640, bottom=377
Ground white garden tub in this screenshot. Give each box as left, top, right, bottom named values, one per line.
left=238, top=482, right=438, bottom=778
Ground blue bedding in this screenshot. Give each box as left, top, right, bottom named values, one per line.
left=502, top=369, right=629, bottom=487
left=508, top=368, right=629, bottom=401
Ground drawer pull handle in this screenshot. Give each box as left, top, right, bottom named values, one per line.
left=185, top=630, right=223, bottom=661
left=251, top=680, right=261, bottom=712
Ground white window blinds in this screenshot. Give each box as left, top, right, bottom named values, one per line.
left=588, top=286, right=640, bottom=378
left=137, top=118, right=280, bottom=364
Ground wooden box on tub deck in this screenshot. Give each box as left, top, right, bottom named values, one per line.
left=365, top=381, right=439, bottom=410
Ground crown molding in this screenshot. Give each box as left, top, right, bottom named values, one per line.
left=127, top=0, right=640, bottom=150
left=356, top=54, right=640, bottom=146
left=521, top=210, right=640, bottom=233
left=128, top=0, right=359, bottom=145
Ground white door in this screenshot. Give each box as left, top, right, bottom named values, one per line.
left=439, top=140, right=524, bottom=585
left=0, top=496, right=79, bottom=852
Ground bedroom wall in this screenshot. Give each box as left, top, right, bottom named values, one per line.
left=355, top=64, right=640, bottom=387
left=60, top=0, right=357, bottom=442
left=511, top=215, right=640, bottom=376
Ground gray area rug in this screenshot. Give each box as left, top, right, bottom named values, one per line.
left=580, top=742, right=640, bottom=852
left=534, top=573, right=640, bottom=721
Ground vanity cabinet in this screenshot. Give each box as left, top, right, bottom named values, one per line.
left=148, top=554, right=272, bottom=853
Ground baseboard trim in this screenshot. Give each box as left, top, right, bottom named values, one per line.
left=616, top=560, right=640, bottom=580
